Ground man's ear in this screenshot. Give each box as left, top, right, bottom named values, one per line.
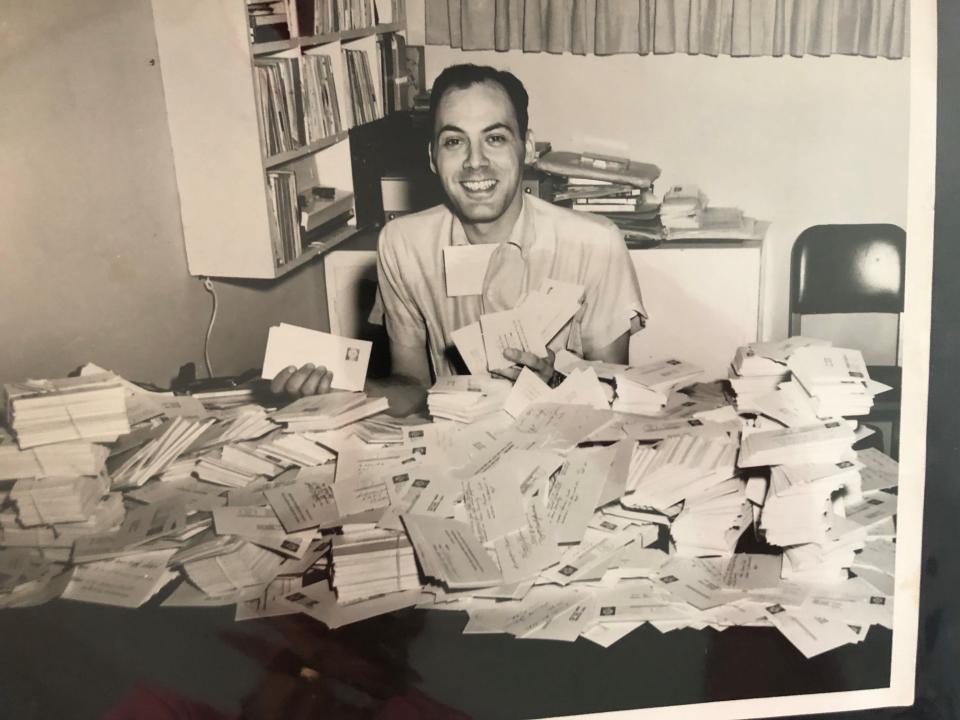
left=523, top=129, right=536, bottom=165
left=428, top=141, right=437, bottom=174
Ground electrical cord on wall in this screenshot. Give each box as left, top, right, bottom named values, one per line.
left=201, top=277, right=218, bottom=378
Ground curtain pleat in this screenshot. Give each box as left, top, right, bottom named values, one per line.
left=426, top=0, right=909, bottom=58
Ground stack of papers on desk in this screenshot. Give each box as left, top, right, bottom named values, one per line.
left=788, top=346, right=891, bottom=417
left=739, top=421, right=856, bottom=467
left=271, top=392, right=389, bottom=432
left=331, top=527, right=419, bottom=603
left=10, top=475, right=109, bottom=527
left=0, top=337, right=902, bottom=657
left=427, top=375, right=511, bottom=423
left=4, top=374, right=130, bottom=449
left=351, top=414, right=406, bottom=445
left=0, top=442, right=110, bottom=480
left=729, top=337, right=829, bottom=413
left=613, top=359, right=703, bottom=414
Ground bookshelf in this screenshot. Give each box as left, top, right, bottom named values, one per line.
left=150, top=0, right=406, bottom=279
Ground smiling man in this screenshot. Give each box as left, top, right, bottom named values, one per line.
left=274, top=63, right=646, bottom=399
left=376, top=63, right=646, bottom=387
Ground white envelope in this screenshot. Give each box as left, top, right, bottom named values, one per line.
left=261, top=323, right=371, bottom=392
left=443, top=244, right=497, bottom=297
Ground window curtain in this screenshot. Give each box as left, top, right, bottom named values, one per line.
left=424, top=0, right=909, bottom=58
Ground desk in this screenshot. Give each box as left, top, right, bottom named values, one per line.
left=0, top=581, right=891, bottom=719
left=324, top=240, right=763, bottom=380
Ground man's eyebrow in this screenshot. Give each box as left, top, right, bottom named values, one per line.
left=436, top=122, right=516, bottom=135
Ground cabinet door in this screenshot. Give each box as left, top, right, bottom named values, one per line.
left=629, top=246, right=762, bottom=380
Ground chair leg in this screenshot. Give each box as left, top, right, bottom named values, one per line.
left=891, top=417, right=900, bottom=461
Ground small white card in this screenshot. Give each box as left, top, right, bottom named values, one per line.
left=443, top=244, right=497, bottom=297
left=451, top=321, right=489, bottom=376
left=479, top=307, right=546, bottom=371
left=261, top=323, right=371, bottom=392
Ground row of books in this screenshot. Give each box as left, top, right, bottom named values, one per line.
left=301, top=53, right=343, bottom=142
left=254, top=57, right=304, bottom=155
left=254, top=54, right=342, bottom=156
left=295, top=0, right=378, bottom=37
left=266, top=176, right=354, bottom=267
left=343, top=48, right=381, bottom=125
left=549, top=176, right=765, bottom=243
left=378, top=32, right=414, bottom=114
left=267, top=171, right=302, bottom=266
left=247, top=0, right=294, bottom=44
left=250, top=0, right=396, bottom=43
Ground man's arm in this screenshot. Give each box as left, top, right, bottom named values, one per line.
left=362, top=340, right=431, bottom=417
left=389, top=340, right=432, bottom=386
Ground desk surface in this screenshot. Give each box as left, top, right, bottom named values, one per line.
left=0, top=594, right=891, bottom=720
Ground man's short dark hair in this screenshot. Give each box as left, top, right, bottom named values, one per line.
left=428, top=63, right=530, bottom=139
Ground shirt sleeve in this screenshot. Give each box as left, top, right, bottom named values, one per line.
left=577, top=225, right=647, bottom=356
left=376, top=223, right=428, bottom=348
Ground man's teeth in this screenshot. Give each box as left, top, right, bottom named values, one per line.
left=462, top=179, right=496, bottom=191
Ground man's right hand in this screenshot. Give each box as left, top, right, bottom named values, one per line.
left=270, top=364, right=334, bottom=399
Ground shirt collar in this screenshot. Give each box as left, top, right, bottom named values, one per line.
left=449, top=195, right=535, bottom=259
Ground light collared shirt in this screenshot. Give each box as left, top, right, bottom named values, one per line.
left=375, top=194, right=647, bottom=379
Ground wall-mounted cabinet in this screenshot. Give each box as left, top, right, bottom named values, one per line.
left=151, top=0, right=405, bottom=279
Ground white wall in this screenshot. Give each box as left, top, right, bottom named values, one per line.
left=0, top=1, right=330, bottom=387
left=424, top=47, right=910, bottom=342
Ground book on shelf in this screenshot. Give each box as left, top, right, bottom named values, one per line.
left=296, top=0, right=338, bottom=36
left=300, top=53, right=342, bottom=143
left=247, top=0, right=293, bottom=43
left=378, top=33, right=412, bottom=113
left=254, top=57, right=305, bottom=156
left=267, top=170, right=302, bottom=267
left=373, top=0, right=400, bottom=25
left=337, top=0, right=374, bottom=31
left=344, top=48, right=380, bottom=126
left=299, top=188, right=354, bottom=232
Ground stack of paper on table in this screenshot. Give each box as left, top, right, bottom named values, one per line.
left=10, top=474, right=109, bottom=527
left=194, top=444, right=284, bottom=488
left=731, top=337, right=831, bottom=377
left=0, top=442, right=110, bottom=480
left=0, top=340, right=903, bottom=658
left=728, top=338, right=831, bottom=412
left=351, top=414, right=407, bottom=445
left=622, top=435, right=739, bottom=512
left=271, top=392, right=389, bottom=432
left=109, top=417, right=217, bottom=489
left=261, top=322, right=372, bottom=392
left=426, top=375, right=511, bottom=422
left=787, top=346, right=891, bottom=418
left=669, top=478, right=752, bottom=557
left=331, top=527, right=419, bottom=604
left=738, top=421, right=856, bottom=468
left=190, top=407, right=276, bottom=449
left=612, top=359, right=703, bottom=414
left=4, top=374, right=130, bottom=449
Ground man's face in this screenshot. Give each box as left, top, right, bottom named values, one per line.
left=429, top=81, right=532, bottom=231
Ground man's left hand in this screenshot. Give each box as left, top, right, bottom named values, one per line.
left=497, top=347, right=556, bottom=384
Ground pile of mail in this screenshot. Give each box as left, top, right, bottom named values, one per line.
left=451, top=277, right=587, bottom=376
left=612, top=359, right=704, bottom=415
left=270, top=392, right=388, bottom=432
left=729, top=338, right=891, bottom=423
left=5, top=374, right=130, bottom=448
left=426, top=375, right=512, bottom=422
left=0, top=332, right=899, bottom=660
